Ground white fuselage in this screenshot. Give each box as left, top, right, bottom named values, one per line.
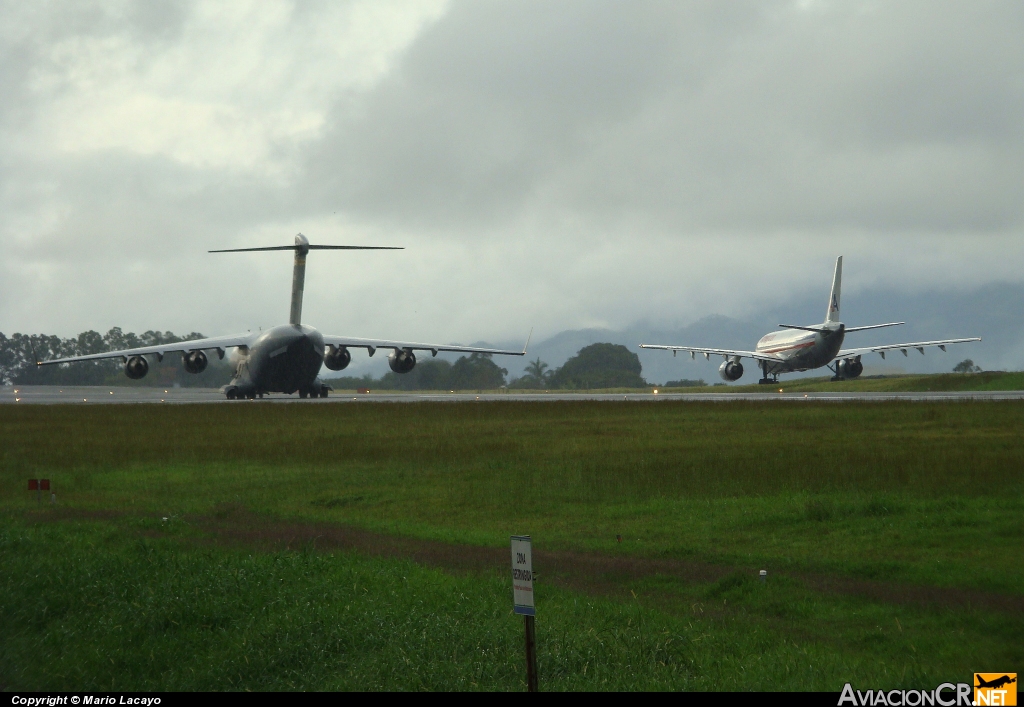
left=755, top=322, right=846, bottom=374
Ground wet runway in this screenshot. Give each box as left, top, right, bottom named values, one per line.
left=4, top=385, right=1024, bottom=404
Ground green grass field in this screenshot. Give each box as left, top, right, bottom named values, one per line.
left=323, top=370, right=1024, bottom=394
left=2, top=402, right=1022, bottom=690
left=705, top=371, right=1024, bottom=394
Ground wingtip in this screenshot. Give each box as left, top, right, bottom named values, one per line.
left=522, top=327, right=533, bottom=354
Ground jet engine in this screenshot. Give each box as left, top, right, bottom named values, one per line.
left=718, top=360, right=744, bottom=381
left=324, top=345, right=352, bottom=371
left=388, top=348, right=416, bottom=374
left=183, top=350, right=208, bottom=374
left=125, top=355, right=149, bottom=380
left=837, top=357, right=863, bottom=379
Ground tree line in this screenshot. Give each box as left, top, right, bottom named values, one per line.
left=0, top=328, right=233, bottom=387
left=1, top=333, right=716, bottom=390
left=329, top=353, right=509, bottom=391
left=507, top=343, right=647, bottom=389
left=329, top=343, right=659, bottom=391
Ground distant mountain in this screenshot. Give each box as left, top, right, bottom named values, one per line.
left=506, top=316, right=764, bottom=386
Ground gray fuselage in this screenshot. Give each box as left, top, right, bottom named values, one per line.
left=229, top=324, right=326, bottom=395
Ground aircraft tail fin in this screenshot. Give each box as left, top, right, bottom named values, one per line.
left=825, top=256, right=842, bottom=323
left=209, top=234, right=403, bottom=328
left=289, top=234, right=309, bottom=326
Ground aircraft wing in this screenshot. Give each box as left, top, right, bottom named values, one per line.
left=322, top=335, right=529, bottom=357
left=835, top=337, right=981, bottom=360
left=36, top=333, right=256, bottom=366
left=639, top=343, right=783, bottom=363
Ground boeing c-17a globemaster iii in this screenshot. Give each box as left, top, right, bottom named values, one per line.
left=37, top=234, right=528, bottom=398
left=641, top=256, right=981, bottom=384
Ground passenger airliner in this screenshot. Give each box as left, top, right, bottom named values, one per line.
left=37, top=234, right=527, bottom=398
left=640, top=257, right=980, bottom=384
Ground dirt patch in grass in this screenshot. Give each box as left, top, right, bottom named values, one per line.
left=20, top=507, right=127, bottom=522
left=191, top=505, right=1024, bottom=615
left=16, top=505, right=1022, bottom=615
left=201, top=509, right=731, bottom=587
left=202, top=505, right=507, bottom=573
left=798, top=573, right=1024, bottom=615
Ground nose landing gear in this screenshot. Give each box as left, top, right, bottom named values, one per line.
left=225, top=387, right=260, bottom=399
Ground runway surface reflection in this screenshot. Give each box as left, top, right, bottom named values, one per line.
left=4, top=385, right=1023, bottom=404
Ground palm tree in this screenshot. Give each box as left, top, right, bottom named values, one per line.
left=525, top=357, right=549, bottom=381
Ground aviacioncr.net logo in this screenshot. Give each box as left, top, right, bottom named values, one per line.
left=838, top=682, right=972, bottom=706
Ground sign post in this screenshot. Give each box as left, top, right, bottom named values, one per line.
left=511, top=535, right=538, bottom=692
left=28, top=479, right=53, bottom=504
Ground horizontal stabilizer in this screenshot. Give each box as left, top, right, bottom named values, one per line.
left=845, top=322, right=904, bottom=333
left=211, top=234, right=403, bottom=326
left=779, top=324, right=830, bottom=333
left=209, top=245, right=403, bottom=253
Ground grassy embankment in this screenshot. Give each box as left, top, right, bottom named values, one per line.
left=2, top=402, right=1022, bottom=690
left=701, top=371, right=1024, bottom=394
left=322, top=370, right=1024, bottom=394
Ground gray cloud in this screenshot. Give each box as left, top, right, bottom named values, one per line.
left=304, top=0, right=1024, bottom=234
left=2, top=0, right=1023, bottom=358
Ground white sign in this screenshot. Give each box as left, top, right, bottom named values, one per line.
left=511, top=535, right=534, bottom=615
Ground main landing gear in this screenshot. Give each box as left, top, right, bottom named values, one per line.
left=226, top=385, right=329, bottom=399
left=298, top=385, right=330, bottom=399
left=758, top=361, right=779, bottom=385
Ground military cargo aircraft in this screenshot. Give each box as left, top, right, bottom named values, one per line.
left=37, top=234, right=528, bottom=398
left=641, top=256, right=980, bottom=384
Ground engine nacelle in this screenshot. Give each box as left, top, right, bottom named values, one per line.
left=183, top=350, right=208, bottom=374
left=388, top=348, right=416, bottom=374
left=324, top=345, right=352, bottom=371
left=837, top=357, right=863, bottom=379
left=125, top=355, right=149, bottom=380
left=718, top=360, right=744, bottom=381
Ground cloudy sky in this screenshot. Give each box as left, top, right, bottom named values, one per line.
left=2, top=1, right=1022, bottom=365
